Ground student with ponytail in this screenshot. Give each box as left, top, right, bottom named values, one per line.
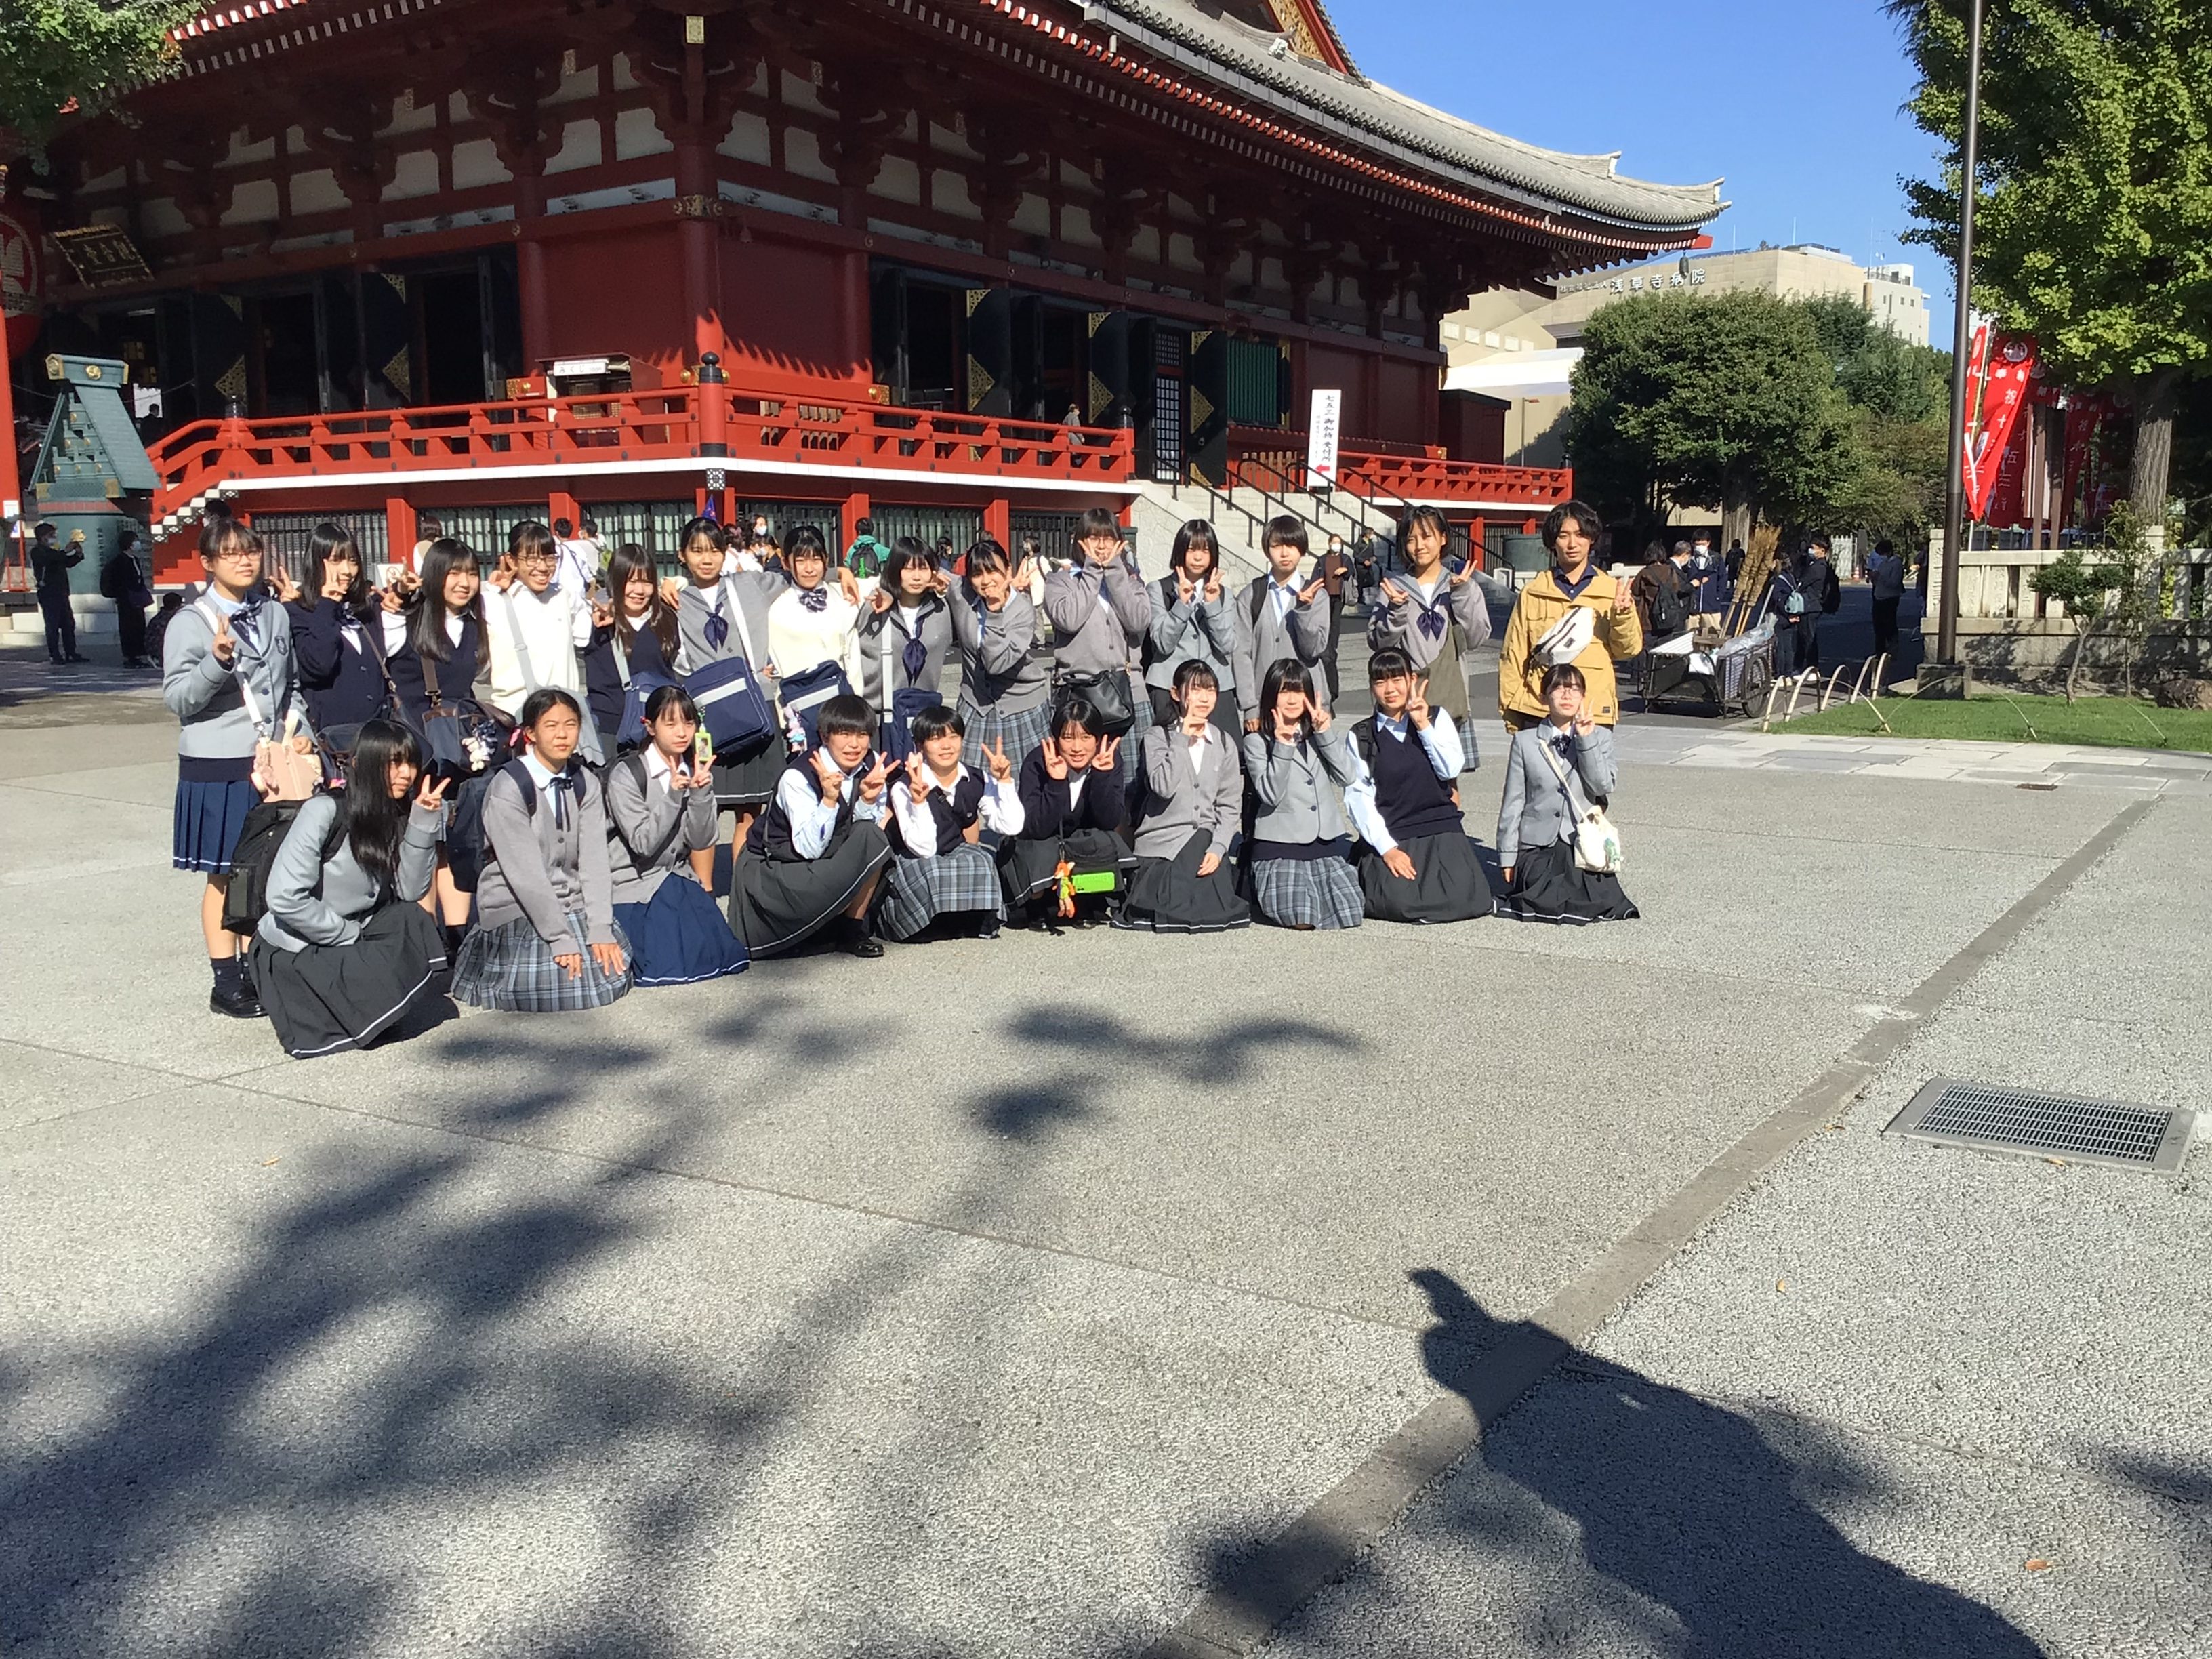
left=249, top=720, right=452, bottom=1057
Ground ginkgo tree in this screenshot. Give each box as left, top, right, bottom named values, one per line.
left=1890, top=0, right=2212, bottom=535
left=0, top=1, right=188, bottom=155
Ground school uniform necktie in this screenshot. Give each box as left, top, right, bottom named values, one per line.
left=901, top=630, right=928, bottom=682
left=705, top=595, right=730, bottom=651
left=547, top=773, right=579, bottom=830
left=1414, top=594, right=1450, bottom=640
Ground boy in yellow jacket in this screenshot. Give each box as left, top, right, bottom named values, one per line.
left=1498, top=499, right=1643, bottom=729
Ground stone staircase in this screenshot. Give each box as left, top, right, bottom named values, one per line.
left=1130, top=478, right=1399, bottom=583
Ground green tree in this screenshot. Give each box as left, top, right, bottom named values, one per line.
left=1890, top=0, right=2212, bottom=533
left=1800, top=292, right=1952, bottom=538
left=1564, top=289, right=1863, bottom=546
left=0, top=1, right=187, bottom=155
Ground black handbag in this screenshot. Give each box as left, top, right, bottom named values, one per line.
left=1056, top=667, right=1136, bottom=737
left=417, top=651, right=512, bottom=778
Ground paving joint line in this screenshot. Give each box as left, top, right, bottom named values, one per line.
left=1143, top=796, right=2154, bottom=1659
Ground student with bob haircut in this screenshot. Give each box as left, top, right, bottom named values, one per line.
left=250, top=719, right=452, bottom=1057
left=1000, top=695, right=1134, bottom=924
left=731, top=692, right=894, bottom=958
left=1041, top=506, right=1153, bottom=741
left=1143, top=519, right=1240, bottom=735
left=1232, top=513, right=1334, bottom=722
left=878, top=704, right=1025, bottom=941
left=1242, top=656, right=1363, bottom=930
left=1118, top=659, right=1248, bottom=933
left=449, top=687, right=635, bottom=1012
left=165, top=511, right=316, bottom=1019
left=949, top=536, right=1050, bottom=769
left=859, top=536, right=954, bottom=758
left=1498, top=498, right=1641, bottom=731
left=1365, top=504, right=1492, bottom=764
left=604, top=683, right=749, bottom=985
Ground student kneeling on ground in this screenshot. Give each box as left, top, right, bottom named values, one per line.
left=1494, top=663, right=1638, bottom=925
left=731, top=693, right=894, bottom=960
left=605, top=684, right=749, bottom=987
left=450, top=689, right=636, bottom=1012
left=251, top=720, right=453, bottom=1059
left=878, top=705, right=1025, bottom=942
left=1344, top=648, right=1489, bottom=925
left=1118, top=659, right=1248, bottom=935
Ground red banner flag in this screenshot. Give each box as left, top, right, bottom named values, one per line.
left=1963, top=333, right=2037, bottom=521
left=2060, top=395, right=2110, bottom=528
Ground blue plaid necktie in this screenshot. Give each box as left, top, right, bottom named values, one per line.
left=230, top=594, right=262, bottom=651
left=799, top=587, right=829, bottom=614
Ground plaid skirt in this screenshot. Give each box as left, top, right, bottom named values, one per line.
left=450, top=908, right=636, bottom=1012
left=959, top=699, right=1052, bottom=771
left=1252, top=851, right=1365, bottom=931
left=876, top=842, right=1006, bottom=941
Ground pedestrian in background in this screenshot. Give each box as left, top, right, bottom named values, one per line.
left=1314, top=533, right=1353, bottom=701
left=1868, top=538, right=1906, bottom=658
left=102, top=528, right=155, bottom=668
left=32, top=523, right=87, bottom=665
left=1686, top=535, right=1727, bottom=633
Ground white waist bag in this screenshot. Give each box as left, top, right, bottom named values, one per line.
left=1539, top=739, right=1622, bottom=874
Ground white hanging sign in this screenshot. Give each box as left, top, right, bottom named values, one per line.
left=1306, top=389, right=1343, bottom=490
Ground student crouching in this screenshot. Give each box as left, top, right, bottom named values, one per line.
left=878, top=705, right=1025, bottom=942
left=1001, top=696, right=1134, bottom=925
left=450, top=689, right=636, bottom=1012
left=1118, top=660, right=1248, bottom=934
left=1243, top=658, right=1363, bottom=931
left=250, top=720, right=451, bottom=1058
left=1345, top=648, right=1489, bottom=925
left=165, top=514, right=316, bottom=1018
left=1494, top=663, right=1638, bottom=924
left=731, top=693, right=894, bottom=960
left=605, top=685, right=749, bottom=987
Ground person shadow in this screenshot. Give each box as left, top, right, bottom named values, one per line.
left=1404, top=1269, right=2045, bottom=1658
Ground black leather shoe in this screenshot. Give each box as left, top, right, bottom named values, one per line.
left=210, top=981, right=265, bottom=1019
left=838, top=920, right=884, bottom=959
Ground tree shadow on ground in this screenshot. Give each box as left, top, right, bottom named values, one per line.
left=2, top=995, right=1361, bottom=1657
left=1191, top=1269, right=2044, bottom=1657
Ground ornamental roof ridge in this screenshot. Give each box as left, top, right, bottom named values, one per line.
left=1089, top=0, right=1725, bottom=232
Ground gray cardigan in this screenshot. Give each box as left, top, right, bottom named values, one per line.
left=1242, top=724, right=1356, bottom=846
left=257, top=792, right=442, bottom=953
left=1143, top=575, right=1239, bottom=695
left=602, top=750, right=718, bottom=905
left=1133, top=723, right=1242, bottom=860
left=857, top=594, right=955, bottom=708
left=163, top=594, right=312, bottom=760
left=474, top=761, right=618, bottom=946
left=949, top=590, right=1049, bottom=713
left=1496, top=722, right=1617, bottom=865
left=1043, top=558, right=1153, bottom=674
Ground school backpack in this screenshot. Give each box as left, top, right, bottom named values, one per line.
left=222, top=798, right=346, bottom=936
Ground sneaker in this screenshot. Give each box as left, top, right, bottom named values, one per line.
left=210, top=981, right=265, bottom=1019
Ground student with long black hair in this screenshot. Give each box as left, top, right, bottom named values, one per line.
left=949, top=536, right=1050, bottom=769
left=165, top=513, right=316, bottom=1018
left=449, top=689, right=634, bottom=1012
left=1243, top=657, right=1364, bottom=930
left=249, top=720, right=452, bottom=1057
left=858, top=536, right=954, bottom=758
left=1118, top=659, right=1248, bottom=934
left=1000, top=695, right=1134, bottom=924
left=605, top=684, right=749, bottom=985
left=583, top=541, right=680, bottom=752
left=878, top=705, right=1023, bottom=941
left=731, top=692, right=893, bottom=959
left=1143, top=520, right=1240, bottom=734
left=281, top=522, right=393, bottom=737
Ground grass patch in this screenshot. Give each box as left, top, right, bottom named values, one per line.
left=1782, top=692, right=2212, bottom=753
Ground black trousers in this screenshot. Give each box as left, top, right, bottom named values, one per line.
left=1322, top=599, right=1345, bottom=701
left=1872, top=596, right=1900, bottom=656
left=118, top=599, right=148, bottom=662
left=38, top=594, right=76, bottom=661
left=1773, top=619, right=1807, bottom=676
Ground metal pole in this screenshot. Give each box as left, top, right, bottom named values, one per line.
left=1939, top=0, right=1985, bottom=665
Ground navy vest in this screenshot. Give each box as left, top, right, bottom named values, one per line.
left=1359, top=716, right=1463, bottom=842
left=746, top=751, right=873, bottom=862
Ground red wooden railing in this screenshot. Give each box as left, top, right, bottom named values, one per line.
left=149, top=382, right=1137, bottom=529
left=1224, top=424, right=1570, bottom=508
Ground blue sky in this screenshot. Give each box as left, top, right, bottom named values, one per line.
left=1327, top=0, right=1955, bottom=331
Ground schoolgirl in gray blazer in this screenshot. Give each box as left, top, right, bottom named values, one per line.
left=1496, top=720, right=1617, bottom=869
left=1143, top=520, right=1238, bottom=715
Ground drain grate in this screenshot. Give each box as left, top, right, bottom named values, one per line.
left=1886, top=1079, right=2195, bottom=1172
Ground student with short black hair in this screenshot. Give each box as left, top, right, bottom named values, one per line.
left=731, top=692, right=894, bottom=959
left=605, top=684, right=748, bottom=985
left=250, top=719, right=451, bottom=1057
left=1366, top=505, right=1492, bottom=764
left=449, top=689, right=635, bottom=1011
left=1041, top=506, right=1152, bottom=741
left=878, top=705, right=1025, bottom=941
left=1344, top=647, right=1488, bottom=924
left=101, top=528, right=155, bottom=667
left=282, top=522, right=394, bottom=739
left=1143, top=520, right=1239, bottom=734
left=859, top=537, right=954, bottom=758
left=165, top=513, right=316, bottom=1019
left=1494, top=663, right=1637, bottom=924
left=1118, top=659, right=1248, bottom=934
left=766, top=523, right=870, bottom=747
left=1000, top=696, right=1134, bottom=924
left=1243, top=657, right=1363, bottom=930
left=1233, top=514, right=1333, bottom=724
left=668, top=516, right=786, bottom=830
left=949, top=536, right=1050, bottom=770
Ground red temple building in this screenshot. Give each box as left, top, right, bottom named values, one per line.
left=1, top=0, right=1721, bottom=584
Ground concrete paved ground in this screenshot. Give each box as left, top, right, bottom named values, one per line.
left=2, top=662, right=2205, bottom=1657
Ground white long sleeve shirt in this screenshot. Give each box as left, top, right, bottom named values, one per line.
left=1342, top=712, right=1464, bottom=855
left=774, top=754, right=886, bottom=860
left=889, top=766, right=1025, bottom=857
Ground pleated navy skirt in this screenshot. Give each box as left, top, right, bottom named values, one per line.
left=613, top=875, right=750, bottom=987
left=173, top=755, right=259, bottom=874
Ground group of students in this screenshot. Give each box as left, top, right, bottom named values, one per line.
left=163, top=498, right=1641, bottom=1059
